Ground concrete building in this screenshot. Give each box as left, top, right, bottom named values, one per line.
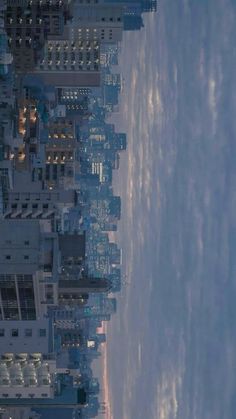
left=0, top=407, right=40, bottom=419
left=71, top=4, right=124, bottom=44
left=59, top=232, right=85, bottom=266
left=57, top=87, right=90, bottom=117
left=0, top=353, right=56, bottom=400
left=2, top=171, right=76, bottom=219
left=0, top=219, right=59, bottom=319
left=42, top=118, right=78, bottom=189
left=37, top=39, right=100, bottom=72
left=0, top=385, right=88, bottom=408
left=58, top=278, right=111, bottom=305
left=5, top=1, right=69, bottom=73
left=31, top=71, right=100, bottom=88
left=33, top=38, right=101, bottom=87
left=0, top=319, right=54, bottom=354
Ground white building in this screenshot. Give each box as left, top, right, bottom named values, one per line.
left=0, top=353, right=56, bottom=400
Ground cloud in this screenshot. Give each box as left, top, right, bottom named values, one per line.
left=108, top=2, right=236, bottom=419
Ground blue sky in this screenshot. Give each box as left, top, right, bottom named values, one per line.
left=108, top=1, right=236, bottom=418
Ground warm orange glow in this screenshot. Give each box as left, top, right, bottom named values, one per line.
left=100, top=322, right=113, bottom=419
left=18, top=152, right=25, bottom=162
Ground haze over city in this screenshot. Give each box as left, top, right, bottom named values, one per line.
left=0, top=1, right=235, bottom=419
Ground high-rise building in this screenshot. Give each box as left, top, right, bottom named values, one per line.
left=58, top=278, right=111, bottom=305
left=0, top=353, right=56, bottom=400
left=5, top=1, right=69, bottom=73
left=2, top=171, right=76, bottom=219
left=33, top=38, right=100, bottom=87
left=0, top=219, right=59, bottom=319
left=44, top=118, right=77, bottom=188
left=71, top=4, right=124, bottom=44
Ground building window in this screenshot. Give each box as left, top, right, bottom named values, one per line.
left=24, top=241, right=29, bottom=245
left=0, top=329, right=4, bottom=337
left=5, top=255, right=11, bottom=260
left=39, top=329, right=46, bottom=337
left=24, top=255, right=29, bottom=260
left=11, top=329, right=19, bottom=337
left=25, top=329, right=32, bottom=337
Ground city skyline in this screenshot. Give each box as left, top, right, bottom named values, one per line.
left=1, top=1, right=235, bottom=419
left=0, top=1, right=157, bottom=418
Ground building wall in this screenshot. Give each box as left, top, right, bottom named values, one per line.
left=0, top=220, right=41, bottom=274
left=0, top=219, right=59, bottom=319
left=72, top=4, right=123, bottom=43
left=5, top=2, right=67, bottom=73
left=34, top=71, right=101, bottom=87
left=36, top=39, right=100, bottom=72
left=3, top=172, right=75, bottom=218
left=0, top=319, right=53, bottom=353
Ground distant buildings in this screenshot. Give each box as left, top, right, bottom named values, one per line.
left=0, top=0, right=157, bottom=416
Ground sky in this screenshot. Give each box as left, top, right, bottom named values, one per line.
left=107, top=1, right=236, bottom=419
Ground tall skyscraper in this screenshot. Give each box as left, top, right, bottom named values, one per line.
left=5, top=0, right=70, bottom=73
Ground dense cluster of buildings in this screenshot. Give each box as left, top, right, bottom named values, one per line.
left=0, top=0, right=156, bottom=418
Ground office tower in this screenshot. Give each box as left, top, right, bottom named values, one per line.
left=141, top=0, right=157, bottom=12
left=0, top=219, right=59, bottom=320
left=59, top=232, right=86, bottom=268
left=33, top=38, right=101, bottom=87
left=103, top=0, right=157, bottom=30
left=44, top=118, right=77, bottom=189
left=71, top=4, right=124, bottom=44
left=5, top=1, right=70, bottom=73
left=2, top=171, right=76, bottom=219
left=57, top=87, right=90, bottom=117
left=58, top=277, right=111, bottom=305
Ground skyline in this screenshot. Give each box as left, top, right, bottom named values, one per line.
left=0, top=1, right=157, bottom=418
left=0, top=1, right=236, bottom=418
